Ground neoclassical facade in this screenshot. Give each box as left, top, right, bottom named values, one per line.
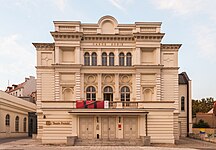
left=33, top=16, right=192, bottom=145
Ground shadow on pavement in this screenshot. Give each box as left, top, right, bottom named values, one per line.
left=0, top=136, right=30, bottom=144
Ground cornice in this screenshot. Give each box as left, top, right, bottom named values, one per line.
left=32, top=43, right=54, bottom=49
left=134, top=33, right=165, bottom=42
left=49, top=32, right=165, bottom=42
left=134, top=65, right=164, bottom=69
left=161, top=44, right=182, bottom=50
left=82, top=34, right=135, bottom=42
left=51, top=32, right=83, bottom=41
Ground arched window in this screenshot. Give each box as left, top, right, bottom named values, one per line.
left=119, top=53, right=124, bottom=66
left=15, top=116, right=19, bottom=132
left=23, top=118, right=27, bottom=132
left=5, top=114, right=10, bottom=126
left=84, top=52, right=90, bottom=66
left=91, top=52, right=97, bottom=66
left=181, top=96, right=185, bottom=111
left=102, top=52, right=107, bottom=66
left=109, top=52, right=115, bottom=66
left=104, top=86, right=113, bottom=93
left=86, top=86, right=96, bottom=101
left=126, top=52, right=132, bottom=66
left=121, top=86, right=130, bottom=106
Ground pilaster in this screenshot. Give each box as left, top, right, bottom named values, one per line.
left=75, top=47, right=80, bottom=64
left=98, top=48, right=102, bottom=66
left=115, top=74, right=119, bottom=100
left=75, top=72, right=81, bottom=100
left=55, top=46, right=60, bottom=64
left=54, top=72, right=60, bottom=101
left=114, top=48, right=119, bottom=66
left=98, top=73, right=102, bottom=100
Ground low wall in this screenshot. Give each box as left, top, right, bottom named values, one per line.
left=192, top=128, right=215, bottom=135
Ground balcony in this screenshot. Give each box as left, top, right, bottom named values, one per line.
left=41, top=100, right=175, bottom=113
left=75, top=100, right=141, bottom=109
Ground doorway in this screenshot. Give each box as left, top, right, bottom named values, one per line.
left=101, top=117, right=116, bottom=139
left=103, top=86, right=113, bottom=107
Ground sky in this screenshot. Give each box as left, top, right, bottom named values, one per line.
left=0, top=0, right=216, bottom=100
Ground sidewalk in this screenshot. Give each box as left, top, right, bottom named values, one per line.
left=1, top=137, right=216, bottom=150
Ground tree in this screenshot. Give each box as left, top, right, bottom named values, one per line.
left=192, top=97, right=215, bottom=118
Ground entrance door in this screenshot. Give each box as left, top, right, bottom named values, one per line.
left=123, top=117, right=138, bottom=139
left=79, top=117, right=94, bottom=139
left=103, top=86, right=113, bottom=106
left=101, top=117, right=116, bottom=139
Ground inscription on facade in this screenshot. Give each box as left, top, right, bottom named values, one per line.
left=93, top=43, right=124, bottom=46
left=46, top=121, right=71, bottom=125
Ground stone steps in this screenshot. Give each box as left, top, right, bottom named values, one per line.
left=75, top=138, right=143, bottom=146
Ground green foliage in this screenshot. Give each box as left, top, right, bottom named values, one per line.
left=193, top=119, right=210, bottom=128
left=192, top=97, right=214, bottom=118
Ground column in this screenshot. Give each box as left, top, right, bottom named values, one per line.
left=55, top=46, right=60, bottom=64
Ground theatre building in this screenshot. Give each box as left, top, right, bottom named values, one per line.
left=33, top=16, right=192, bottom=145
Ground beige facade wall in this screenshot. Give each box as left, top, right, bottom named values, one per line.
left=0, top=91, right=36, bottom=138
left=34, top=16, right=191, bottom=145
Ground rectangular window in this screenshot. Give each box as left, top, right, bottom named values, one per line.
left=181, top=96, right=185, bottom=111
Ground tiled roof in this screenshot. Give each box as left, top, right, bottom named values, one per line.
left=179, top=72, right=190, bottom=84
left=6, top=82, right=25, bottom=93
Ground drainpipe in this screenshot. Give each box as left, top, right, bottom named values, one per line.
left=186, top=81, right=189, bottom=137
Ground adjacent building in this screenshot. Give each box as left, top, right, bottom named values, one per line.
left=33, top=16, right=192, bottom=145
left=0, top=91, right=36, bottom=138
left=6, top=76, right=36, bottom=103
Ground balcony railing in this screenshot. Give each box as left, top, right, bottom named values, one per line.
left=73, top=100, right=142, bottom=109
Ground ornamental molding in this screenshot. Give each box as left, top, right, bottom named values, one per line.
left=33, top=43, right=54, bottom=49
left=161, top=44, right=182, bottom=50
left=51, top=32, right=83, bottom=41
